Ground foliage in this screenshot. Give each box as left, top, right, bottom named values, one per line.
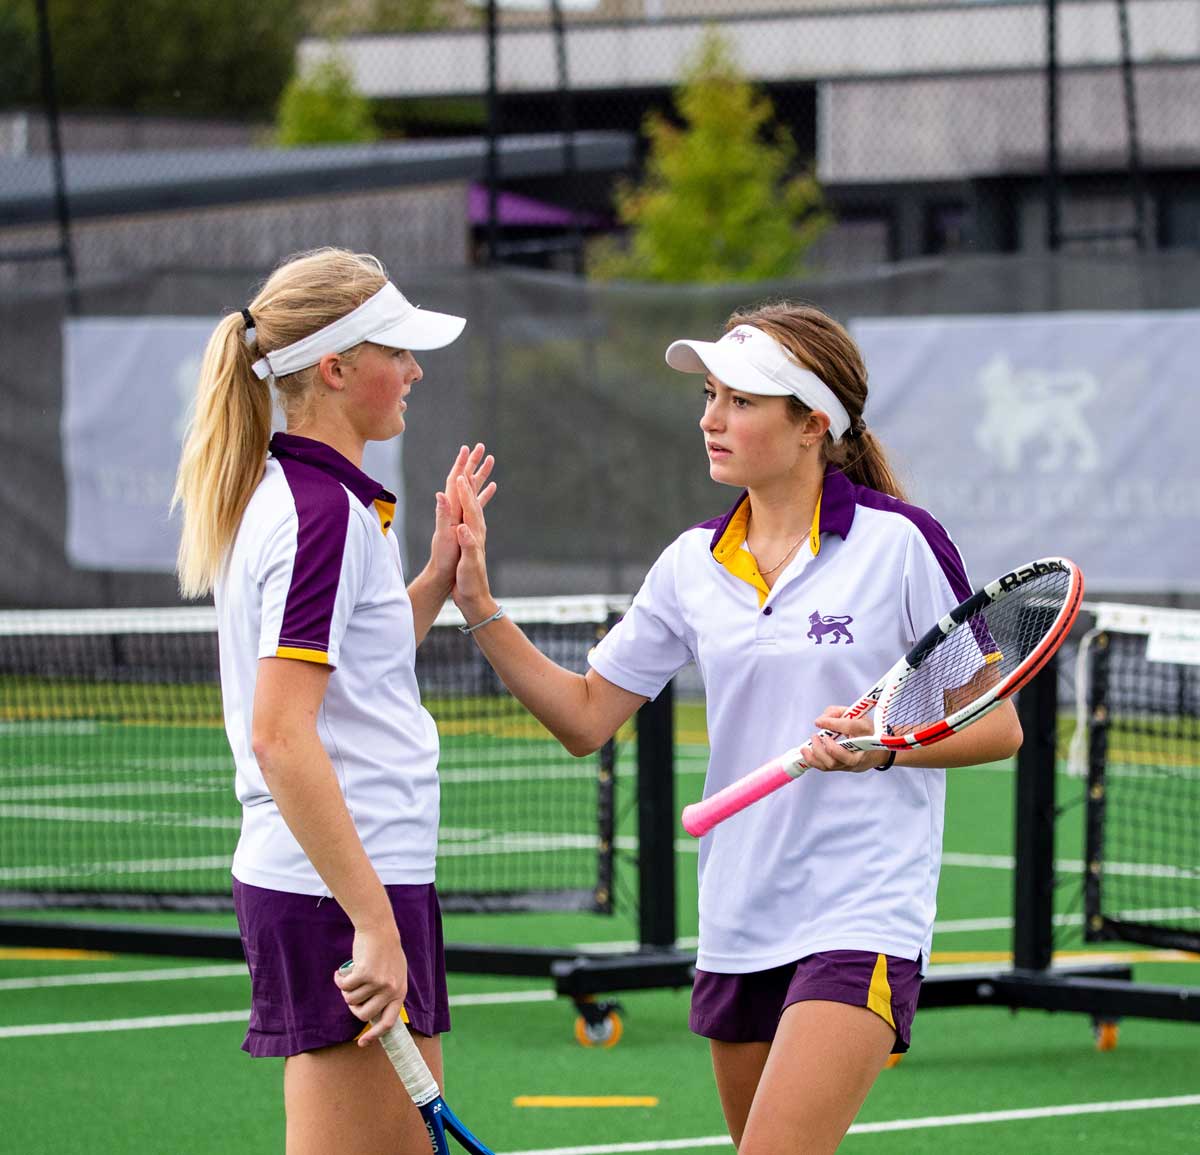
left=0, top=0, right=308, bottom=118
left=275, top=52, right=379, bottom=147
left=310, top=0, right=448, bottom=36
left=589, top=27, right=830, bottom=284
left=362, top=0, right=448, bottom=32
left=0, top=3, right=37, bottom=106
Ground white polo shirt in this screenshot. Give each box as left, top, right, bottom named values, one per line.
left=216, top=433, right=440, bottom=895
left=589, top=466, right=971, bottom=973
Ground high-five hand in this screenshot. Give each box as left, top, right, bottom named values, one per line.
left=453, top=471, right=496, bottom=617
left=430, top=443, right=495, bottom=588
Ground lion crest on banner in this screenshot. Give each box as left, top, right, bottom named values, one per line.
left=974, top=353, right=1098, bottom=472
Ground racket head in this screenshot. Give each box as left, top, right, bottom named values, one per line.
left=875, top=556, right=1084, bottom=749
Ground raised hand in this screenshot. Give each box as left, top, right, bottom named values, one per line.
left=429, top=443, right=496, bottom=589
left=453, top=470, right=497, bottom=621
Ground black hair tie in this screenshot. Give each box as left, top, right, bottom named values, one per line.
left=240, top=308, right=255, bottom=330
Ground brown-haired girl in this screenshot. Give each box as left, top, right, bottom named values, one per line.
left=447, top=300, right=1021, bottom=1154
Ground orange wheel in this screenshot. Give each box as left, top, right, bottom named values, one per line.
left=574, top=1010, right=624, bottom=1048
left=1094, top=1021, right=1119, bottom=1052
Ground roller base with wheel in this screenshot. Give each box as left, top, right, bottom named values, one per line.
left=573, top=997, right=624, bottom=1047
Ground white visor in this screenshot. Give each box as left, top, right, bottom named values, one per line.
left=665, top=323, right=851, bottom=441
left=251, top=282, right=465, bottom=380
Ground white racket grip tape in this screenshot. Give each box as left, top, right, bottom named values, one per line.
left=380, top=1021, right=441, bottom=1108
left=681, top=746, right=808, bottom=838
left=337, top=960, right=441, bottom=1108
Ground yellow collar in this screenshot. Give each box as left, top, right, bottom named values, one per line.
left=711, top=491, right=823, bottom=606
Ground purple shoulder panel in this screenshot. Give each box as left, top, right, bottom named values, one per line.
left=276, top=457, right=351, bottom=656
left=851, top=485, right=972, bottom=603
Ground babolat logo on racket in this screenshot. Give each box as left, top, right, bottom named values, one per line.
left=998, top=558, right=1069, bottom=591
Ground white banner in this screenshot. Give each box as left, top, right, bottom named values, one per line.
left=61, top=318, right=404, bottom=573
left=851, top=311, right=1200, bottom=593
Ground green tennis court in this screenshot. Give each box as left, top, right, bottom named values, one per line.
left=2, top=747, right=1198, bottom=1155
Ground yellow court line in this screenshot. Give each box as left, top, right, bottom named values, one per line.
left=0, top=947, right=115, bottom=961
left=513, top=1097, right=659, bottom=1109
left=931, top=948, right=1199, bottom=965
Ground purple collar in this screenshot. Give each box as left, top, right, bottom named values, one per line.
left=706, top=464, right=856, bottom=554
left=269, top=433, right=395, bottom=508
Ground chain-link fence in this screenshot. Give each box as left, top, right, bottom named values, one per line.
left=1, top=1, right=1198, bottom=609
left=2, top=251, right=1199, bottom=609
left=3, top=0, right=1198, bottom=295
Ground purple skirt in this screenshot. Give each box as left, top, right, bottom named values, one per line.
left=233, top=879, right=451, bottom=1058
left=690, top=950, right=923, bottom=1054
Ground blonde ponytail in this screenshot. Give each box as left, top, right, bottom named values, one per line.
left=173, top=313, right=271, bottom=598
left=172, top=247, right=388, bottom=597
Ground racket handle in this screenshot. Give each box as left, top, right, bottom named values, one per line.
left=681, top=747, right=808, bottom=837
left=338, top=960, right=440, bottom=1107
left=379, top=1021, right=441, bottom=1107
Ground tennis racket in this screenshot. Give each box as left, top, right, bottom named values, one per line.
left=681, top=556, right=1084, bottom=838
left=339, top=962, right=495, bottom=1154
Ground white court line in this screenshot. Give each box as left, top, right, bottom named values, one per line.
left=0, top=854, right=232, bottom=883
left=0, top=1010, right=250, bottom=1037
left=0, top=803, right=240, bottom=829
left=0, top=964, right=249, bottom=991
left=0, top=990, right=556, bottom=1037
left=0, top=780, right=226, bottom=801
left=498, top=1096, right=1200, bottom=1155
left=942, top=851, right=1200, bottom=882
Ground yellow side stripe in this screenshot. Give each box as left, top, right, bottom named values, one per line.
left=866, top=953, right=896, bottom=1030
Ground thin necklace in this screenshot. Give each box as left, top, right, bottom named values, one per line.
left=757, top=534, right=806, bottom=576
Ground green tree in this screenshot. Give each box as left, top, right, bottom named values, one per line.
left=275, top=52, right=378, bottom=146
left=590, top=27, right=830, bottom=284
left=0, top=3, right=37, bottom=106
left=0, top=0, right=308, bottom=119
left=309, top=0, right=448, bottom=37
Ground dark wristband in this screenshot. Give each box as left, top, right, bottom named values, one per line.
left=876, top=750, right=896, bottom=772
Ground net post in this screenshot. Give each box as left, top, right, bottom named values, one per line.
left=636, top=680, right=676, bottom=950
left=593, top=614, right=619, bottom=915
left=1013, top=655, right=1058, bottom=971
left=1083, top=631, right=1111, bottom=941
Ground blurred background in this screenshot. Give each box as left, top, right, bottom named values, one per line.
left=2, top=0, right=1198, bottom=608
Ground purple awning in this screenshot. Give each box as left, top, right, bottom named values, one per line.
left=468, top=183, right=605, bottom=228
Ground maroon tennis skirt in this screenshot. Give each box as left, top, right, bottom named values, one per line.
left=690, top=950, right=922, bottom=1054
left=233, top=879, right=451, bottom=1058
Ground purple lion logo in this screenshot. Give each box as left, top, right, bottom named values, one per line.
left=807, top=611, right=854, bottom=644
left=727, top=328, right=752, bottom=343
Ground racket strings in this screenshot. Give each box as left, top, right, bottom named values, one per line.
left=882, top=569, right=1074, bottom=734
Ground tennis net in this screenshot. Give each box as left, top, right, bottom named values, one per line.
left=0, top=598, right=627, bottom=914
left=1075, top=603, right=1200, bottom=953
